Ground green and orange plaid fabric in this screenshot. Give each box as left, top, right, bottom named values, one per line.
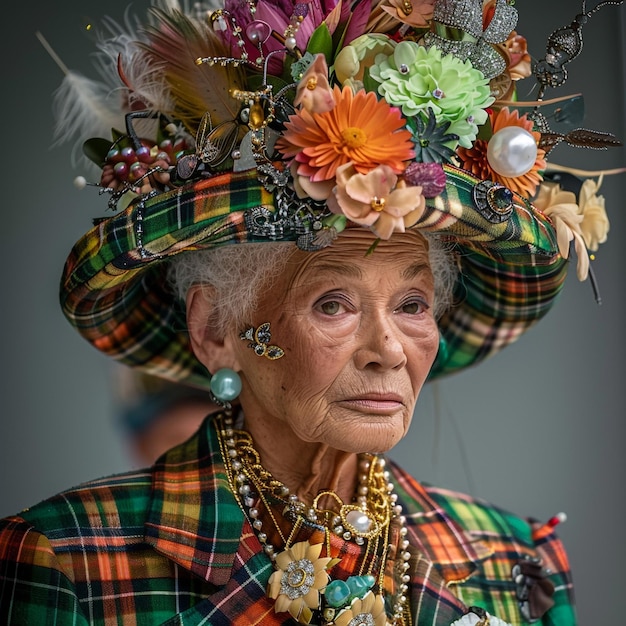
left=59, top=166, right=567, bottom=389
left=0, top=417, right=576, bottom=625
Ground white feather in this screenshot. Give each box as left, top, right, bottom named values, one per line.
left=90, top=15, right=174, bottom=136
left=52, top=71, right=126, bottom=164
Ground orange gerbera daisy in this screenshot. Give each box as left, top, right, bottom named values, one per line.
left=457, top=107, right=546, bottom=198
left=275, top=85, right=414, bottom=182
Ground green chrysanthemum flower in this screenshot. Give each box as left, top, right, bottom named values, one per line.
left=370, top=43, right=494, bottom=148
left=409, top=108, right=459, bottom=163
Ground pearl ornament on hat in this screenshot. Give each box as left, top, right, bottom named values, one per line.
left=245, top=21, right=271, bottom=45
left=487, top=126, right=538, bottom=178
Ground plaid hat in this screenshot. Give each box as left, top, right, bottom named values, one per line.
left=57, top=0, right=618, bottom=389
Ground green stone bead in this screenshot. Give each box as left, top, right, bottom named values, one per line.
left=209, top=368, right=242, bottom=402
left=346, top=575, right=375, bottom=598
left=324, top=579, right=351, bottom=608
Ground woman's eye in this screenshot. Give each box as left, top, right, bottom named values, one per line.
left=319, top=300, right=341, bottom=315
left=398, top=299, right=428, bottom=315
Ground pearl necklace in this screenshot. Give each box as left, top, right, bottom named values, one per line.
left=215, top=411, right=411, bottom=625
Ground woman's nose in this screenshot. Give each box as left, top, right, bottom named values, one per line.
left=353, top=311, right=407, bottom=371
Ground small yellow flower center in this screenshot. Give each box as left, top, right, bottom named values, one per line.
left=370, top=196, right=386, bottom=211
left=401, top=0, right=413, bottom=15
left=341, top=127, right=368, bottom=149
left=306, top=77, right=318, bottom=90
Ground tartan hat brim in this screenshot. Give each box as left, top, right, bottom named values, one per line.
left=60, top=165, right=567, bottom=388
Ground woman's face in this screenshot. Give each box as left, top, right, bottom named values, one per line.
left=216, top=230, right=439, bottom=454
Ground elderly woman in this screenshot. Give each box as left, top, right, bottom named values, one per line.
left=1, top=0, right=619, bottom=624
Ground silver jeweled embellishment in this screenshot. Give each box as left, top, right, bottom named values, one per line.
left=472, top=180, right=514, bottom=223
left=281, top=558, right=316, bottom=600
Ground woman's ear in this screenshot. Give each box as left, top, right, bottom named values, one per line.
left=186, top=285, right=240, bottom=373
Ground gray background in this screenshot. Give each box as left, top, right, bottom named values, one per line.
left=1, top=1, right=624, bottom=623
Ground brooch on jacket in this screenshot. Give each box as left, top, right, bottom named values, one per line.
left=451, top=606, right=512, bottom=625
left=512, top=555, right=556, bottom=622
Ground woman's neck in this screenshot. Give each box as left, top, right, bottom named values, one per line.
left=242, top=412, right=360, bottom=506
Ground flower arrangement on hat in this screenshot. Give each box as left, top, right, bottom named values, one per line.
left=56, top=0, right=619, bottom=272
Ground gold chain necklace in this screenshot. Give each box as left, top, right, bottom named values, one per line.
left=215, top=411, right=412, bottom=626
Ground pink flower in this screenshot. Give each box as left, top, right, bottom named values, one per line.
left=327, top=163, right=426, bottom=239
left=221, top=0, right=341, bottom=73
left=294, top=54, right=335, bottom=114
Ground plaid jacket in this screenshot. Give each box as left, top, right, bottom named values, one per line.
left=0, top=417, right=575, bottom=625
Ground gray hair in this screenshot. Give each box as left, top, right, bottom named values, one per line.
left=167, top=234, right=458, bottom=338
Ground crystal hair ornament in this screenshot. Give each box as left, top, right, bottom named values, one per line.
left=532, top=0, right=624, bottom=101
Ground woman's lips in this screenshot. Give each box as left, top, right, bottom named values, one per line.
left=337, top=394, right=405, bottom=414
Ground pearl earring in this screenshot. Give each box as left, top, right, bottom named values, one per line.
left=209, top=368, right=242, bottom=408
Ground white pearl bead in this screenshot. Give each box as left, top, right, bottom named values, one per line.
left=487, top=126, right=538, bottom=178
left=346, top=510, right=373, bottom=533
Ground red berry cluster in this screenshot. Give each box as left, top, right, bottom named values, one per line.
left=101, top=137, right=189, bottom=189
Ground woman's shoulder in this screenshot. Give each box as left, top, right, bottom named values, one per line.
left=389, top=458, right=539, bottom=542
left=8, top=467, right=154, bottom=537
left=6, top=418, right=213, bottom=537
left=388, top=459, right=577, bottom=625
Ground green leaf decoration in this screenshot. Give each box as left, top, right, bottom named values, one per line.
left=361, top=67, right=379, bottom=94
left=306, top=23, right=333, bottom=66
left=83, top=138, right=115, bottom=166
left=410, top=109, right=459, bottom=164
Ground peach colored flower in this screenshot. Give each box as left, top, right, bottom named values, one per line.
left=533, top=182, right=589, bottom=280
left=504, top=31, right=532, bottom=81
left=379, top=0, right=435, bottom=28
left=293, top=54, right=335, bottom=114
left=327, top=163, right=426, bottom=240
left=290, top=161, right=335, bottom=201
left=457, top=107, right=546, bottom=198
left=578, top=176, right=609, bottom=251
left=333, top=591, right=387, bottom=626
left=482, top=0, right=498, bottom=29
left=267, top=540, right=336, bottom=624
left=275, top=85, right=414, bottom=183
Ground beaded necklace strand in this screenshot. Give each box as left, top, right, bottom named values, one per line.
left=215, top=411, right=412, bottom=625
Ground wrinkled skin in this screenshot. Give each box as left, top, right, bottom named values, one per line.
left=188, top=229, right=439, bottom=502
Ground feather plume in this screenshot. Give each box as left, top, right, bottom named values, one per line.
left=51, top=71, right=126, bottom=163
left=37, top=31, right=124, bottom=163
left=94, top=14, right=173, bottom=113
left=139, top=8, right=245, bottom=133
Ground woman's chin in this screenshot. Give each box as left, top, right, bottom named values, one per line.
left=325, top=416, right=408, bottom=455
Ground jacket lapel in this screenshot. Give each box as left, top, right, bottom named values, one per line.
left=391, top=461, right=494, bottom=624
left=144, top=417, right=244, bottom=587
left=156, top=523, right=281, bottom=626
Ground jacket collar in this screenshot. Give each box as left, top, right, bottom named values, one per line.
left=144, top=415, right=246, bottom=586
